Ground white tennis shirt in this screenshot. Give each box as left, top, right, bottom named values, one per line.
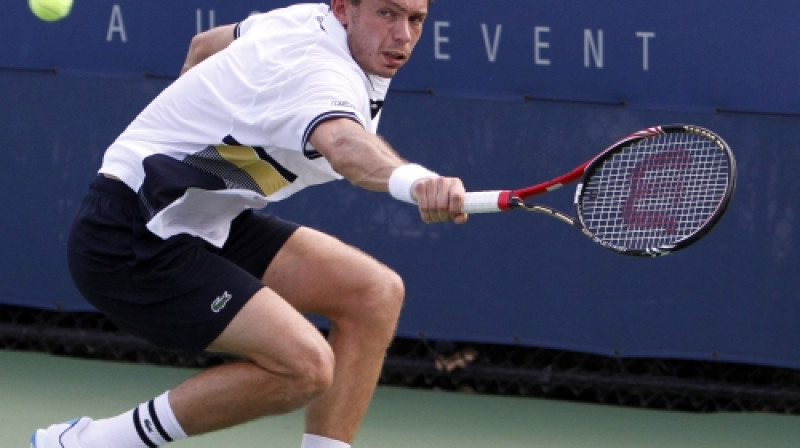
left=100, top=3, right=390, bottom=247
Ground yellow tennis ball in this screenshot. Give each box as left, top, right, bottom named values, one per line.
left=29, top=0, right=73, bottom=22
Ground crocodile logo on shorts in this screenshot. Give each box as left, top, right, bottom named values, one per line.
left=211, top=291, right=232, bottom=313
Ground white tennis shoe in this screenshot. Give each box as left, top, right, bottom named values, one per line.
left=31, top=417, right=91, bottom=448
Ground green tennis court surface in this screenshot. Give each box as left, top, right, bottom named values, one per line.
left=3, top=349, right=798, bottom=447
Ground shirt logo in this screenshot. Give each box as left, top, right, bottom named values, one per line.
left=331, top=100, right=355, bottom=109
left=211, top=291, right=232, bottom=313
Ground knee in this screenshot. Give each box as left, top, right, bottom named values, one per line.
left=290, top=339, right=335, bottom=400
left=349, top=266, right=405, bottom=337
left=373, top=268, right=405, bottom=319
left=359, top=266, right=406, bottom=320
left=248, top=331, right=335, bottom=407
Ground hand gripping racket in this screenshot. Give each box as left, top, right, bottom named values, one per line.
left=462, top=124, right=737, bottom=256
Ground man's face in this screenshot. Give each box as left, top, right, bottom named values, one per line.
left=333, top=0, right=428, bottom=78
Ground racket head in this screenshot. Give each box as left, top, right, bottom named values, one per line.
left=575, top=124, right=737, bottom=256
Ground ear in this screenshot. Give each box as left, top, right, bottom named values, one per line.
left=331, top=0, right=349, bottom=27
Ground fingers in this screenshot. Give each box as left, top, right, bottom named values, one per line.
left=412, top=177, right=469, bottom=224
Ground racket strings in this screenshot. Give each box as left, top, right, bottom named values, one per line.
left=579, top=131, right=732, bottom=250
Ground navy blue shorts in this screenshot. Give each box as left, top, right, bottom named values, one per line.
left=67, top=176, right=300, bottom=353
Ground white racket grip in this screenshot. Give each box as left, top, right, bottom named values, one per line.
left=462, top=191, right=505, bottom=213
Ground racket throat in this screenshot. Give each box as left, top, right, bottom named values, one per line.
left=504, top=193, right=523, bottom=210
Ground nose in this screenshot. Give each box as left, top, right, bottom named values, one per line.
left=393, top=19, right=412, bottom=43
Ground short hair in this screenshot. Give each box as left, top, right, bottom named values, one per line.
left=345, top=0, right=434, bottom=5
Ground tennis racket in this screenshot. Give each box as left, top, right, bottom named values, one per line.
left=462, top=124, right=737, bottom=256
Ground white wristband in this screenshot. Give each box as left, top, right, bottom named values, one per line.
left=388, top=163, right=439, bottom=204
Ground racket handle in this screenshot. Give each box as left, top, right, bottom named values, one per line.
left=462, top=191, right=511, bottom=213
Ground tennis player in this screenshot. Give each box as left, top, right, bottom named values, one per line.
left=32, top=1, right=465, bottom=447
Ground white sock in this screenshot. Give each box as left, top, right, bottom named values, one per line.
left=301, top=434, right=351, bottom=448
left=80, top=391, right=188, bottom=448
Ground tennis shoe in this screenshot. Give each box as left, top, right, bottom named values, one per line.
left=30, top=417, right=91, bottom=448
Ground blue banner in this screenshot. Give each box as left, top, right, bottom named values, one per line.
left=2, top=1, right=800, bottom=369
left=3, top=1, right=798, bottom=115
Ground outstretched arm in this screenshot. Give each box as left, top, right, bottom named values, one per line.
left=180, top=23, right=238, bottom=75
left=310, top=118, right=467, bottom=224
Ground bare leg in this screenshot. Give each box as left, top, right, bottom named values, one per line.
left=264, top=227, right=405, bottom=443
left=156, top=226, right=402, bottom=442
left=168, top=286, right=335, bottom=435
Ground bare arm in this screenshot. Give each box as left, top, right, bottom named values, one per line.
left=310, top=118, right=467, bottom=224
left=310, top=118, right=405, bottom=191
left=180, top=23, right=238, bottom=75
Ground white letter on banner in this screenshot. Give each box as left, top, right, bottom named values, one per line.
left=434, top=21, right=451, bottom=60
left=534, top=26, right=550, bottom=66
left=480, top=24, right=502, bottom=63
left=196, top=9, right=217, bottom=34
left=584, top=29, right=603, bottom=68
left=107, top=5, right=127, bottom=42
left=636, top=31, right=656, bottom=71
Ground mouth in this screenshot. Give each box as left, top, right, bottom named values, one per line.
left=383, top=50, right=407, bottom=67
